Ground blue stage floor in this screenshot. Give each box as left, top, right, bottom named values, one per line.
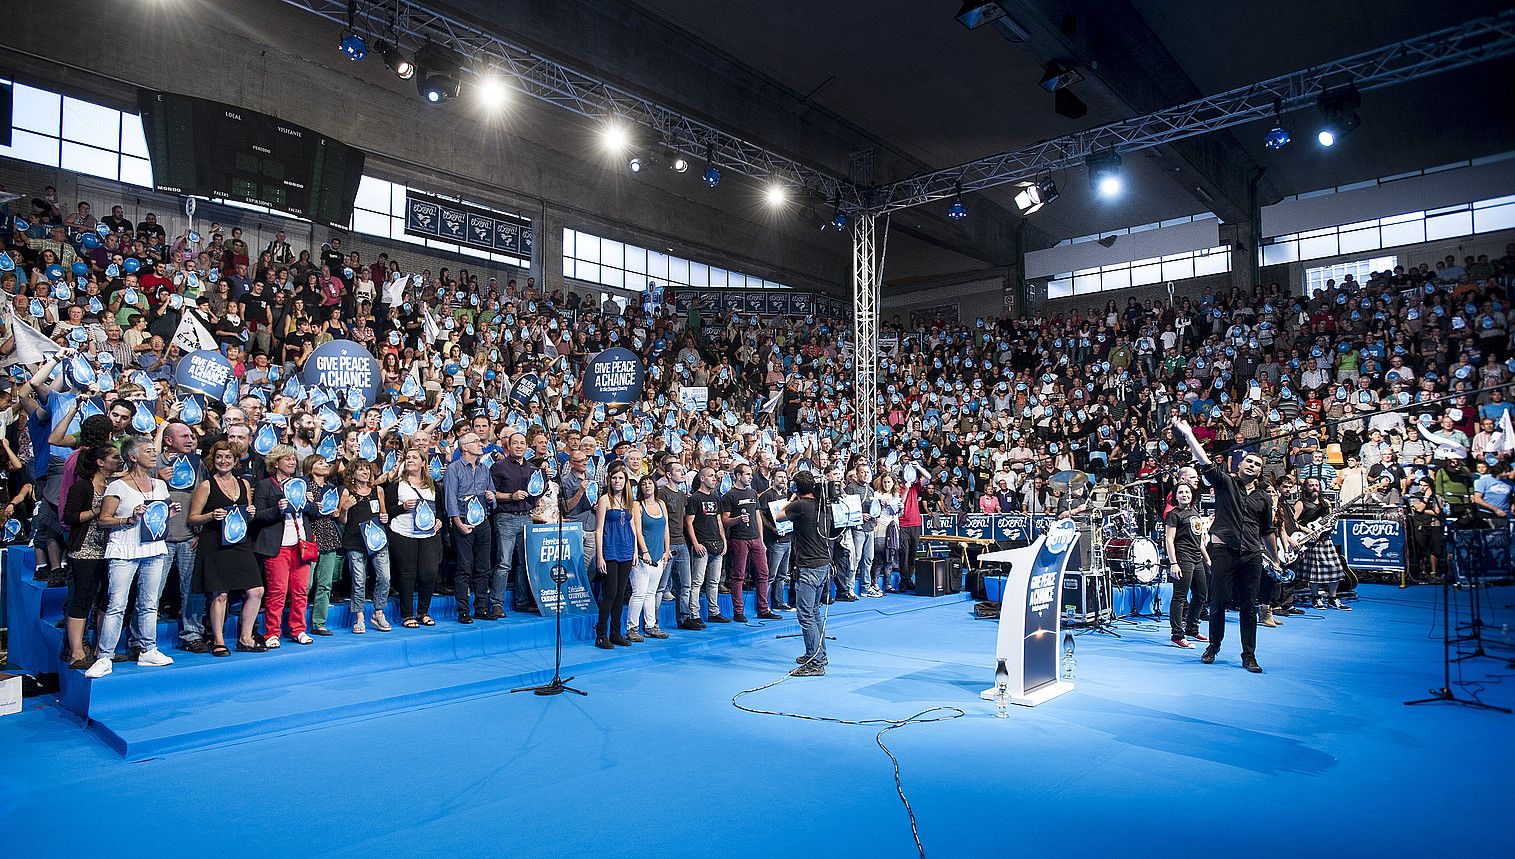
left=2, top=584, right=1510, bottom=857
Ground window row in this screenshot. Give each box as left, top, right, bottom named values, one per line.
left=563, top=228, right=791, bottom=293
left=1260, top=196, right=1515, bottom=266
left=1045, top=245, right=1232, bottom=299
left=0, top=80, right=152, bottom=187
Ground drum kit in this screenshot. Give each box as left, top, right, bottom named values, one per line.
left=1060, top=475, right=1165, bottom=628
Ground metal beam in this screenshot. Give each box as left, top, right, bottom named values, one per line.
left=865, top=11, right=1515, bottom=214
left=274, top=0, right=864, bottom=208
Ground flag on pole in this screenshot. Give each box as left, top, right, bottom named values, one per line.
left=421, top=308, right=441, bottom=345
left=2, top=309, right=63, bottom=366
left=1495, top=409, right=1515, bottom=455
left=172, top=313, right=217, bottom=353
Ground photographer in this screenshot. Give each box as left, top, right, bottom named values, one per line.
left=775, top=471, right=830, bottom=676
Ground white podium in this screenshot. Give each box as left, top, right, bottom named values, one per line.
left=978, top=522, right=1079, bottom=707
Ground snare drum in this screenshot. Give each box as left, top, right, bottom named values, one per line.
left=1103, top=536, right=1161, bottom=583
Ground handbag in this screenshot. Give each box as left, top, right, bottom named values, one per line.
left=292, top=506, right=319, bottom=562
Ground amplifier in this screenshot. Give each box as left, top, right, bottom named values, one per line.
left=1061, top=569, right=1110, bottom=625
left=914, top=558, right=953, bottom=596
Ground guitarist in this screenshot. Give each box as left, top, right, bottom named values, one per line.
left=1171, top=415, right=1282, bottom=673
left=1297, top=478, right=1351, bottom=610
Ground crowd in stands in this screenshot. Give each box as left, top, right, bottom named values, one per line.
left=1, top=180, right=1512, bottom=677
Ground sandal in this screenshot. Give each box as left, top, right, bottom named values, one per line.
left=210, top=644, right=231, bottom=658
left=235, top=640, right=268, bottom=653
left=420, top=615, right=436, bottom=626
left=403, top=617, right=419, bottom=628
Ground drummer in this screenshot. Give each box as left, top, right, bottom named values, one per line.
left=1054, top=474, right=1092, bottom=568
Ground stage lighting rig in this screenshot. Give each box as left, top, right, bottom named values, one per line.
left=1086, top=150, right=1123, bottom=198
left=376, top=40, right=415, bottom=79
left=1263, top=96, right=1291, bottom=149
left=414, top=40, right=464, bottom=104
left=1316, top=83, right=1361, bottom=147
left=1013, top=176, right=1058, bottom=215
left=947, top=183, right=968, bottom=220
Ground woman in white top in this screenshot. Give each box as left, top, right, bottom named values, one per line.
left=85, top=436, right=175, bottom=678
left=868, top=472, right=901, bottom=596
left=391, top=448, right=442, bottom=627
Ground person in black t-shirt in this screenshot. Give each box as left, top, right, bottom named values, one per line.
left=776, top=471, right=830, bottom=676
left=1162, top=482, right=1211, bottom=648
left=685, top=466, right=728, bottom=624
left=720, top=463, right=776, bottom=621
left=1172, top=415, right=1279, bottom=673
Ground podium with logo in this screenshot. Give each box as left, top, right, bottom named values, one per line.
left=978, top=520, right=1079, bottom=707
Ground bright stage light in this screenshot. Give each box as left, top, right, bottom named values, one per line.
left=765, top=182, right=788, bottom=207
left=1086, top=150, right=1123, bottom=199
left=1317, top=129, right=1336, bottom=147
left=476, top=73, right=508, bottom=110
left=602, top=122, right=630, bottom=155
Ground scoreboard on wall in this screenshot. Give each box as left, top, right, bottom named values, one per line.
left=136, top=89, right=365, bottom=229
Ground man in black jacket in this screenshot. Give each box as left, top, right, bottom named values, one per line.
left=1171, top=416, right=1281, bottom=673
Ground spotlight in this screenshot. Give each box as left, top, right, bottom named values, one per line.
left=476, top=72, right=508, bottom=110
left=339, top=32, right=367, bottom=61
left=947, top=183, right=967, bottom=220
left=956, top=1, right=1006, bottom=29
left=765, top=182, right=788, bottom=208
left=413, top=41, right=464, bottom=104
left=701, top=144, right=720, bottom=187
left=628, top=155, right=645, bottom=174
left=1315, top=83, right=1361, bottom=148
left=1087, top=150, right=1122, bottom=198
left=601, top=121, right=630, bottom=155
left=1013, top=176, right=1058, bottom=215
left=1263, top=96, right=1290, bottom=150
left=828, top=196, right=848, bottom=230
left=664, top=148, right=689, bottom=173
left=377, top=40, right=414, bottom=80
left=1038, top=61, right=1083, bottom=93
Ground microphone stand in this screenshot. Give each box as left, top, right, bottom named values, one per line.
left=512, top=496, right=586, bottom=697
left=1404, top=511, right=1508, bottom=713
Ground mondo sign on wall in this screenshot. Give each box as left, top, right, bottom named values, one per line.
left=670, top=289, right=847, bottom=319
left=404, top=189, right=535, bottom=259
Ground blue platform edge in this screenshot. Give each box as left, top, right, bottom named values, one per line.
left=6, top=546, right=974, bottom=761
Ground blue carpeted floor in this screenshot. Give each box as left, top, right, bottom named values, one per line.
left=2, top=584, right=1511, bottom=857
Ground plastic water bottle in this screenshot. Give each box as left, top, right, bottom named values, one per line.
left=1062, top=626, right=1077, bottom=682
left=993, top=660, right=1010, bottom=719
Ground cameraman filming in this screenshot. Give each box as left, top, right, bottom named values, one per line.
left=776, top=471, right=831, bottom=676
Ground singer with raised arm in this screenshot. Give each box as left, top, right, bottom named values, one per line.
left=1170, top=415, right=1281, bottom=673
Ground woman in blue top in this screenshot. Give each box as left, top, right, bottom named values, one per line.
left=594, top=463, right=637, bottom=650
left=628, top=474, right=671, bottom=641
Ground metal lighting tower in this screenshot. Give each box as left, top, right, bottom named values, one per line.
left=852, top=214, right=879, bottom=464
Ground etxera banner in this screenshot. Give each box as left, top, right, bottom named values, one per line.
left=584, top=347, right=645, bottom=405
left=404, top=189, right=534, bottom=259
left=525, top=523, right=594, bottom=616
left=1335, top=519, right=1405, bottom=572
left=301, top=340, right=381, bottom=408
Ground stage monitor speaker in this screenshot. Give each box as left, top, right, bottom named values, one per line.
left=914, top=558, right=951, bottom=596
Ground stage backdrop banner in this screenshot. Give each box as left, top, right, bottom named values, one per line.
left=403, top=189, right=534, bottom=259
left=524, top=523, right=594, bottom=615
left=1336, top=519, right=1406, bottom=571
left=174, top=349, right=235, bottom=401
left=584, top=347, right=645, bottom=405
left=301, top=340, right=381, bottom=407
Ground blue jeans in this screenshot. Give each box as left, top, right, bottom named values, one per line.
left=767, top=541, right=792, bottom=606
left=168, top=539, right=204, bottom=643
left=347, top=548, right=392, bottom=616
left=838, top=530, right=871, bottom=595
left=794, top=565, right=828, bottom=661
left=99, top=554, right=170, bottom=657
left=689, top=549, right=724, bottom=618
left=492, top=512, right=531, bottom=611
left=665, top=544, right=693, bottom=622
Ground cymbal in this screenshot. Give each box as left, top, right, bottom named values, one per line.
left=1050, top=470, right=1088, bottom=489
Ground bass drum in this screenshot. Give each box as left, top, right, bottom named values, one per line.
left=1104, top=537, right=1162, bottom=583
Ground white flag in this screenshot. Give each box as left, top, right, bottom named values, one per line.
left=172, top=313, right=217, bottom=353
left=2, top=309, right=62, bottom=366
left=421, top=308, right=441, bottom=345
left=1496, top=409, right=1515, bottom=455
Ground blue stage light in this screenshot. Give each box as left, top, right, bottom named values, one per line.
left=703, top=165, right=721, bottom=188
left=1264, top=125, right=1291, bottom=150
left=340, top=33, right=367, bottom=61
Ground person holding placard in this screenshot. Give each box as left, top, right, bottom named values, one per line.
left=85, top=436, right=175, bottom=678
left=628, top=474, right=671, bottom=641
left=340, top=458, right=392, bottom=634
left=189, top=441, right=265, bottom=657
left=392, top=448, right=442, bottom=628
left=254, top=445, right=315, bottom=647
left=302, top=455, right=345, bottom=636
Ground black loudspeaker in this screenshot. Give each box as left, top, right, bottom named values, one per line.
left=914, top=558, right=951, bottom=597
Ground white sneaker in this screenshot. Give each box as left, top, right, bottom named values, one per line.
left=84, top=656, right=114, bottom=678
left=137, top=649, right=175, bottom=667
